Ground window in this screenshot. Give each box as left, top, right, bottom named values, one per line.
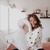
left=0, top=3, right=28, bottom=33
left=0, top=4, right=8, bottom=31
left=9, top=8, right=27, bottom=32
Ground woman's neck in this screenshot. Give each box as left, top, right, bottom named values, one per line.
left=32, top=26, right=40, bottom=31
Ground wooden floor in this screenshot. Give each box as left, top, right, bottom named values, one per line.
left=7, top=42, right=50, bottom=50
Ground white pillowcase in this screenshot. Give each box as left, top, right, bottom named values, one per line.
left=18, top=17, right=32, bottom=32
left=4, top=17, right=32, bottom=50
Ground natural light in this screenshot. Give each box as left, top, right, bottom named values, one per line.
left=9, top=8, right=27, bottom=32
left=1, top=4, right=8, bottom=31
left=0, top=4, right=28, bottom=33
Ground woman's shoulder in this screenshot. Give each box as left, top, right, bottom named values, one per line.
left=35, top=27, right=42, bottom=32
left=38, top=27, right=42, bottom=29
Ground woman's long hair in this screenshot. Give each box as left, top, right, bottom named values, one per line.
left=27, top=13, right=43, bottom=31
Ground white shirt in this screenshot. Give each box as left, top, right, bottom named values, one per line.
left=25, top=27, right=43, bottom=50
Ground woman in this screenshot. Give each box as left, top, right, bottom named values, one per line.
left=23, top=13, right=44, bottom=50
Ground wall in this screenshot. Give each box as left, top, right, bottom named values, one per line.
left=40, top=19, right=50, bottom=43
left=0, top=0, right=8, bottom=5
left=36, top=14, right=50, bottom=43
left=9, top=0, right=50, bottom=16
left=0, top=4, right=1, bottom=29
left=9, top=0, right=50, bottom=43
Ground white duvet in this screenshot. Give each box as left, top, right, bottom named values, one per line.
left=0, top=30, right=10, bottom=50
left=5, top=17, right=32, bottom=50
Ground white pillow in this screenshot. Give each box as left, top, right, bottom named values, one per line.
left=18, top=17, right=32, bottom=32
left=4, top=17, right=32, bottom=50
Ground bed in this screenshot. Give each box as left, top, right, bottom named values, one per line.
left=7, top=42, right=50, bottom=50
left=0, top=30, right=50, bottom=50
left=0, top=30, right=10, bottom=50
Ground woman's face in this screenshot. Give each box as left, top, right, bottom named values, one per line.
left=29, top=17, right=37, bottom=27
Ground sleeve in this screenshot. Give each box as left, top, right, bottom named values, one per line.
left=25, top=27, right=42, bottom=47
left=32, top=27, right=42, bottom=46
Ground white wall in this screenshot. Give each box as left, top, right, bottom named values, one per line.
left=0, top=4, right=1, bottom=29
left=40, top=19, right=50, bottom=43
left=0, top=0, right=8, bottom=30
left=1, top=4, right=8, bottom=31
left=0, top=0, right=8, bottom=5
left=9, top=0, right=50, bottom=43
left=9, top=0, right=50, bottom=15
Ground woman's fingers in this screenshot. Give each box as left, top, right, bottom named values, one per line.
left=22, top=24, right=25, bottom=29
left=23, top=24, right=27, bottom=28
left=22, top=24, right=29, bottom=33
left=24, top=24, right=26, bottom=26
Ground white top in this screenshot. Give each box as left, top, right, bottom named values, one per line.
left=25, top=27, right=43, bottom=50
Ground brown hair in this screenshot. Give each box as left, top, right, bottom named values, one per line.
left=27, top=13, right=43, bottom=31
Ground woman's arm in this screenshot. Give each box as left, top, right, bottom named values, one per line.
left=32, top=27, right=42, bottom=46
left=22, top=24, right=29, bottom=34
left=18, top=18, right=32, bottom=33
left=25, top=27, right=42, bottom=47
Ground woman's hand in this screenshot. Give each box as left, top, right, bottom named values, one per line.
left=22, top=24, right=29, bottom=34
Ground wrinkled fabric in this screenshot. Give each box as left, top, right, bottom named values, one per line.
left=25, top=27, right=43, bottom=50
left=4, top=17, right=32, bottom=50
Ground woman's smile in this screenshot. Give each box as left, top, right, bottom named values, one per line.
left=29, top=17, right=37, bottom=27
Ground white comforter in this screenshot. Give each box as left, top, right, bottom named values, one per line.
left=0, top=30, right=10, bottom=50
left=4, top=17, right=32, bottom=50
